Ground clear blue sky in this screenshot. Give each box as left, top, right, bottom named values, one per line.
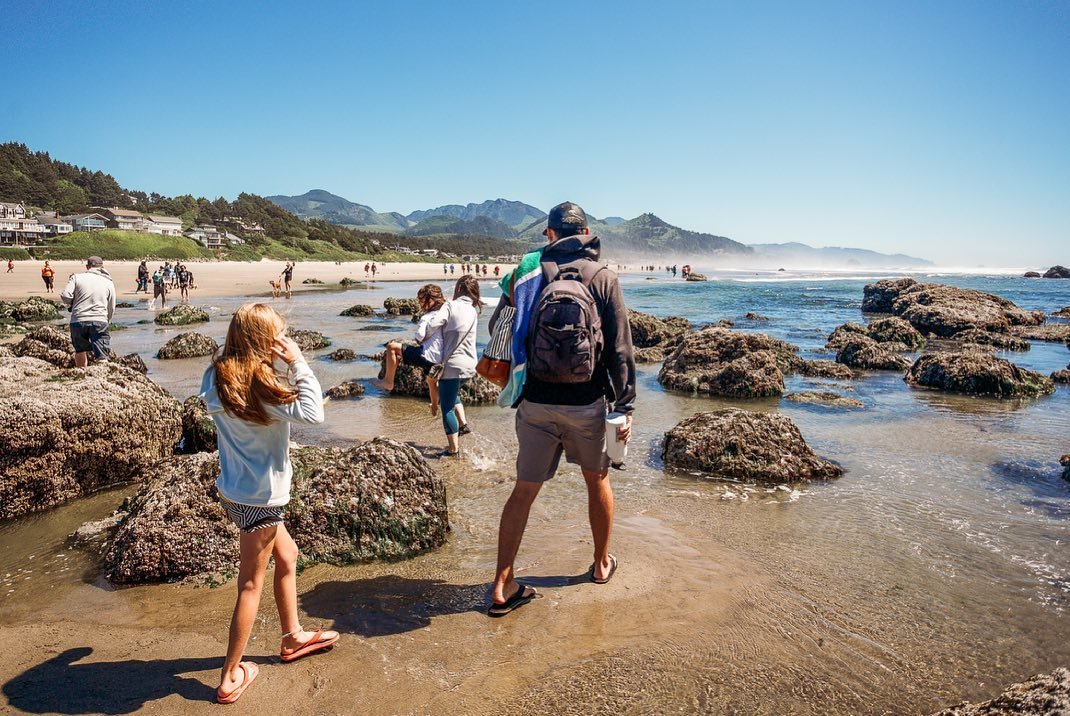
left=4, top=0, right=1068, bottom=266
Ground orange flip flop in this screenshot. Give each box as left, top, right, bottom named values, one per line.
left=280, top=629, right=339, bottom=663
left=216, top=661, right=258, bottom=704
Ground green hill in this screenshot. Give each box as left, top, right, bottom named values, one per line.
left=407, top=215, right=517, bottom=239
left=265, top=189, right=409, bottom=232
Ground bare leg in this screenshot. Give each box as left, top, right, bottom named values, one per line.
left=492, top=480, right=542, bottom=604
left=382, top=342, right=402, bottom=391
left=73, top=351, right=88, bottom=368
left=446, top=431, right=459, bottom=453
left=219, top=526, right=277, bottom=694
left=455, top=402, right=467, bottom=428
left=272, top=524, right=337, bottom=652
left=426, top=375, right=439, bottom=416
left=583, top=468, right=615, bottom=581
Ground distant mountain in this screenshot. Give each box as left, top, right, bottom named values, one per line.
left=265, top=190, right=409, bottom=232
left=406, top=199, right=545, bottom=230
left=748, top=242, right=932, bottom=268
left=407, top=214, right=517, bottom=239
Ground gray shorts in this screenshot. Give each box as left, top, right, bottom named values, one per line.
left=69, top=321, right=110, bottom=361
left=515, top=398, right=609, bottom=483
left=221, top=498, right=285, bottom=533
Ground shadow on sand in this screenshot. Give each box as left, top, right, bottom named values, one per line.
left=1, top=647, right=234, bottom=714
left=299, top=574, right=589, bottom=638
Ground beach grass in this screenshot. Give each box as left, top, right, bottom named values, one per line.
left=0, top=247, right=33, bottom=260
left=30, top=231, right=214, bottom=261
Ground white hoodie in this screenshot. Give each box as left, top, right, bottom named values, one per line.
left=60, top=268, right=116, bottom=324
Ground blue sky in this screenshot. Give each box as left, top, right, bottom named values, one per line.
left=4, top=0, right=1068, bottom=266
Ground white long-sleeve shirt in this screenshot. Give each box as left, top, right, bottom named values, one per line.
left=199, top=360, right=324, bottom=507
left=59, top=268, right=115, bottom=324
left=413, top=308, right=446, bottom=364
left=426, top=296, right=479, bottom=380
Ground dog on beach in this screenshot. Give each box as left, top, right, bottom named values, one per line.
left=269, top=280, right=282, bottom=298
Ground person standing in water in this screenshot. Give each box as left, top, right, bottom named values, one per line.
left=200, top=303, right=338, bottom=704
left=423, top=275, right=481, bottom=456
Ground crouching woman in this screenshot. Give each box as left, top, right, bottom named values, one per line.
left=200, top=303, right=338, bottom=704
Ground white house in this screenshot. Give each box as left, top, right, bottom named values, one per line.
left=144, top=214, right=184, bottom=236
left=34, top=212, right=73, bottom=235
left=62, top=213, right=109, bottom=232
left=0, top=202, right=26, bottom=220
left=0, top=216, right=46, bottom=246
left=101, top=207, right=145, bottom=231
left=185, top=224, right=225, bottom=249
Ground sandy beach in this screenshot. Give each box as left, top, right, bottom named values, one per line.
left=0, top=259, right=516, bottom=301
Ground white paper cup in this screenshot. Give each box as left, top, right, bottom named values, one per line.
left=605, top=412, right=628, bottom=466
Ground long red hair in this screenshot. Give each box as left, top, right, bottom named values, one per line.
left=213, top=303, right=297, bottom=425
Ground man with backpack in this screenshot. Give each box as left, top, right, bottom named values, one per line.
left=487, top=201, right=636, bottom=617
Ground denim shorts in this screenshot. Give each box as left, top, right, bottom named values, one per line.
left=402, top=344, right=435, bottom=371
left=70, top=321, right=110, bottom=361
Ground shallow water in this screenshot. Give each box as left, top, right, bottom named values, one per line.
left=1, top=271, right=1068, bottom=714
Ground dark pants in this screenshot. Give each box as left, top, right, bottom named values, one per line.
left=438, top=378, right=467, bottom=435
left=70, top=321, right=110, bottom=361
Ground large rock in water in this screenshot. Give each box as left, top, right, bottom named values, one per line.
left=154, top=304, right=209, bottom=326
left=380, top=342, right=500, bottom=404
left=0, top=357, right=182, bottom=520
left=383, top=297, right=420, bottom=315
left=0, top=296, right=60, bottom=323
left=930, top=666, right=1070, bottom=715
left=905, top=350, right=1055, bottom=398
left=627, top=309, right=691, bottom=348
left=156, top=332, right=218, bottom=359
left=862, top=279, right=1044, bottom=336
left=1043, top=265, right=1070, bottom=279
left=662, top=409, right=842, bottom=483
left=658, top=327, right=802, bottom=398
left=286, top=328, right=331, bottom=351
left=951, top=328, right=1030, bottom=352
left=99, top=440, right=450, bottom=583
left=835, top=335, right=913, bottom=371
left=341, top=304, right=375, bottom=317
left=178, top=396, right=216, bottom=454
left=826, top=317, right=924, bottom=352
left=11, top=324, right=145, bottom=371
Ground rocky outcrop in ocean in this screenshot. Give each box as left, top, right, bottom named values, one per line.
left=951, top=328, right=1030, bottom=352
left=905, top=350, right=1055, bottom=398
left=799, top=360, right=855, bottom=379
left=0, top=296, right=60, bottom=323
left=628, top=309, right=691, bottom=348
left=383, top=297, right=420, bottom=315
left=1043, top=265, right=1070, bottom=279
left=10, top=324, right=144, bottom=371
left=99, top=440, right=449, bottom=584
left=325, top=380, right=366, bottom=399
left=329, top=348, right=357, bottom=361
left=1023, top=271, right=1042, bottom=278
left=658, top=327, right=802, bottom=398
left=827, top=317, right=924, bottom=352
left=862, top=279, right=1044, bottom=337
left=930, top=666, right=1069, bottom=715
left=0, top=357, right=182, bottom=520
left=286, top=328, right=331, bottom=351
left=662, top=409, right=842, bottom=483
left=1010, top=324, right=1070, bottom=343
left=1052, top=306, right=1070, bottom=318
left=341, top=304, right=375, bottom=317
left=684, top=273, right=708, bottom=282
left=784, top=391, right=863, bottom=408
left=154, top=304, right=210, bottom=326
left=835, top=336, right=913, bottom=371
left=156, top=332, right=218, bottom=359
left=1052, top=366, right=1070, bottom=384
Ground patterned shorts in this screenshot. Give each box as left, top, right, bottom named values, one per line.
left=221, top=499, right=285, bottom=533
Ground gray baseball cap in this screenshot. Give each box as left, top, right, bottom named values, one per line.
left=86, top=256, right=104, bottom=267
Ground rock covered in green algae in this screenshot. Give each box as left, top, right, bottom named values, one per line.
left=383, top=297, right=420, bottom=315
left=662, top=408, right=842, bottom=484
left=658, top=327, right=802, bottom=398
left=99, top=439, right=450, bottom=583
left=325, top=380, right=366, bottom=400
left=950, top=328, right=1030, bottom=351
left=799, top=359, right=855, bottom=379
left=340, top=304, right=376, bottom=317
left=826, top=317, right=924, bottom=352
left=930, top=666, right=1069, bottom=715
left=154, top=304, right=210, bottom=326
left=156, top=332, right=218, bottom=359
left=905, top=350, right=1055, bottom=398
left=286, top=327, right=331, bottom=352
left=0, top=296, right=60, bottom=323
left=178, top=396, right=216, bottom=454
left=835, top=335, right=913, bottom=371
left=0, top=356, right=182, bottom=520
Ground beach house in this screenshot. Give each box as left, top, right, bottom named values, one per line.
left=0, top=216, right=46, bottom=246
left=101, top=207, right=145, bottom=231
left=62, top=213, right=109, bottom=232
left=33, top=212, right=74, bottom=235
left=144, top=214, right=184, bottom=236
left=0, top=202, right=27, bottom=220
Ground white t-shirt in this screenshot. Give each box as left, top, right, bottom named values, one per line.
left=415, top=308, right=445, bottom=364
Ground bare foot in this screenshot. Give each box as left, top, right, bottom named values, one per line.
left=429, top=403, right=439, bottom=417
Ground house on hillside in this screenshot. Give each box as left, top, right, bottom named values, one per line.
left=101, top=207, right=145, bottom=231
left=0, top=216, right=46, bottom=246
left=185, top=224, right=227, bottom=249
left=223, top=231, right=245, bottom=245
left=62, top=213, right=108, bottom=232
left=0, top=202, right=26, bottom=220
left=144, top=214, right=184, bottom=236
left=221, top=216, right=266, bottom=236
left=33, top=212, right=73, bottom=236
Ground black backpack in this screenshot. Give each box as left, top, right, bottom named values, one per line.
left=527, top=259, right=605, bottom=384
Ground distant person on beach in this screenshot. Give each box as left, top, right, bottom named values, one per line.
left=493, top=265, right=500, bottom=278
left=487, top=202, right=636, bottom=617
left=443, top=264, right=448, bottom=277
left=423, top=275, right=481, bottom=456
left=136, top=261, right=149, bottom=293
left=370, top=263, right=377, bottom=279
left=282, top=262, right=294, bottom=298
left=364, top=262, right=370, bottom=278
left=152, top=266, right=167, bottom=309
left=450, top=264, right=455, bottom=275
left=178, top=264, right=192, bottom=303
left=41, top=261, right=55, bottom=292
left=6, top=259, right=13, bottom=273
left=199, top=303, right=337, bottom=705
left=379, top=284, right=448, bottom=416
left=59, top=256, right=116, bottom=368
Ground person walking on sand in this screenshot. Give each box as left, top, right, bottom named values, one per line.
left=6, top=259, right=13, bottom=273
left=136, top=260, right=149, bottom=293
left=423, top=275, right=481, bottom=456
left=487, top=202, right=636, bottom=617
left=41, top=260, right=55, bottom=293
left=370, top=263, right=377, bottom=279
left=281, top=262, right=294, bottom=298
left=379, top=284, right=448, bottom=416
left=178, top=263, right=192, bottom=303
left=200, top=303, right=338, bottom=705
left=152, top=266, right=167, bottom=309
left=443, top=264, right=449, bottom=277
left=364, top=262, right=370, bottom=278
left=59, top=256, right=116, bottom=368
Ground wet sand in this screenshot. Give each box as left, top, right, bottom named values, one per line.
left=0, top=260, right=515, bottom=301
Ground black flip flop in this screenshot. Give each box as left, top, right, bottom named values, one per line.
left=488, top=584, right=536, bottom=617
left=588, top=554, right=618, bottom=584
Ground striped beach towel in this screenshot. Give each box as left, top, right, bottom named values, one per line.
left=496, top=247, right=546, bottom=408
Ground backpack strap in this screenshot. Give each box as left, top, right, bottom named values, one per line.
left=540, top=258, right=606, bottom=287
